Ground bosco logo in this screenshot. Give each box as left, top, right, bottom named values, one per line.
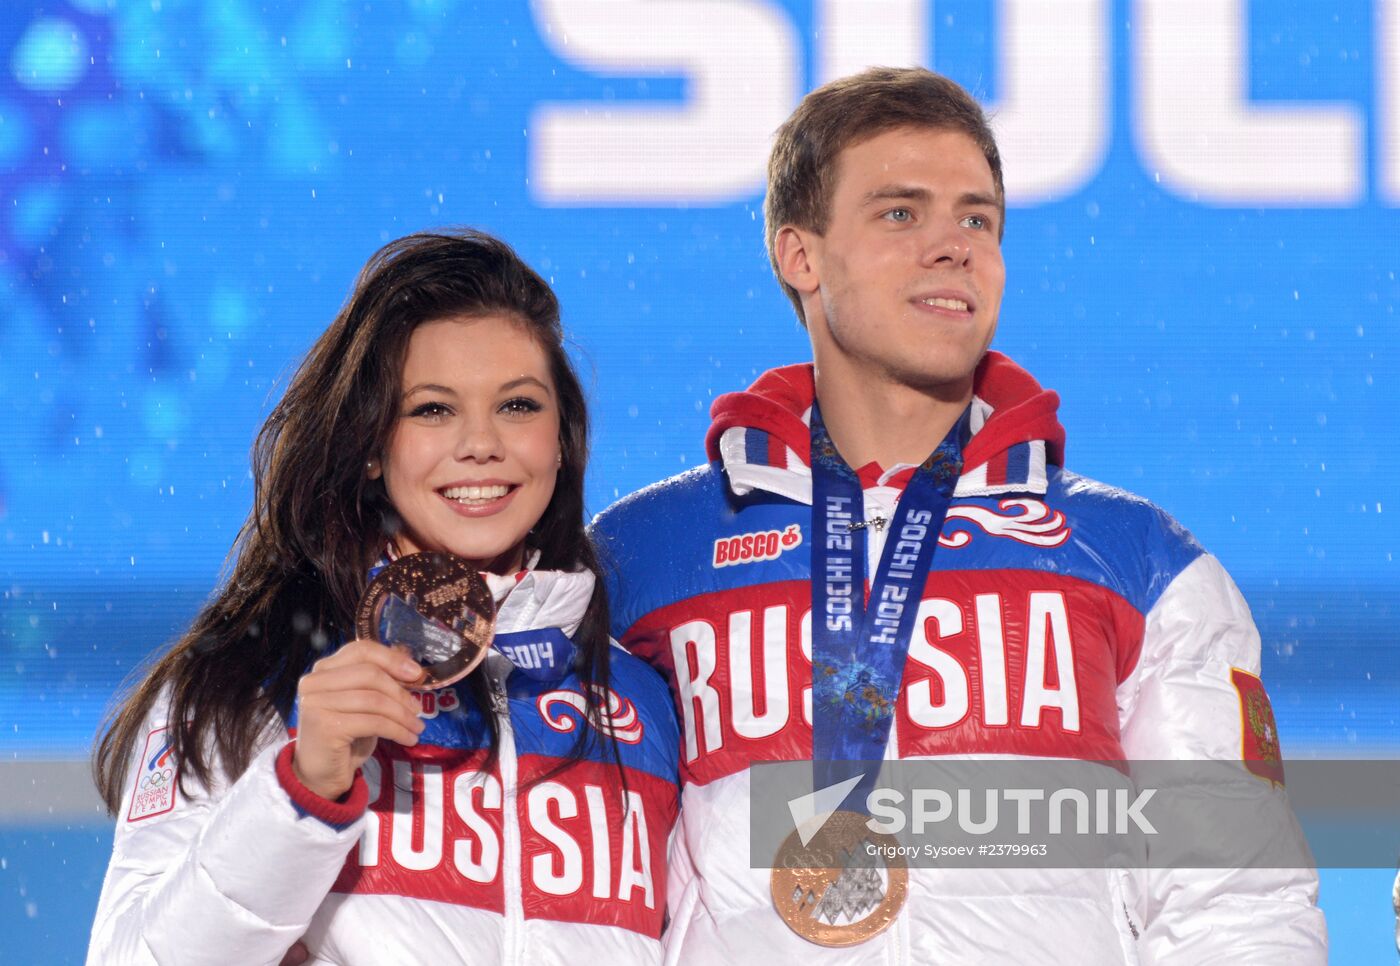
left=713, top=524, right=802, bottom=568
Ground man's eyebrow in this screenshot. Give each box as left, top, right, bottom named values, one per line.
left=859, top=186, right=1001, bottom=209
left=860, top=185, right=932, bottom=206
left=958, top=191, right=1001, bottom=209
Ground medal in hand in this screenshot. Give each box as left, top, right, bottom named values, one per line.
left=356, top=551, right=496, bottom=689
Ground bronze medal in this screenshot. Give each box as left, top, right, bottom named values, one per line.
left=356, top=551, right=496, bottom=689
left=770, top=810, right=908, bottom=947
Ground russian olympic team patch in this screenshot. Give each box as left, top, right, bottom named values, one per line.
left=1230, top=668, right=1285, bottom=787
left=127, top=726, right=179, bottom=822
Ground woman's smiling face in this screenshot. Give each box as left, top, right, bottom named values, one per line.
left=372, top=313, right=561, bottom=574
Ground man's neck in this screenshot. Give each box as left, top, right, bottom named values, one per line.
left=813, top=365, right=972, bottom=471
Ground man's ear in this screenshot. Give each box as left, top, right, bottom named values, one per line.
left=774, top=225, right=821, bottom=295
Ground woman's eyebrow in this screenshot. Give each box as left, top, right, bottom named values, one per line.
left=499, top=375, right=552, bottom=394
left=402, top=382, right=457, bottom=397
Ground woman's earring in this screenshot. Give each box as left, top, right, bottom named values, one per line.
left=366, top=457, right=381, bottom=480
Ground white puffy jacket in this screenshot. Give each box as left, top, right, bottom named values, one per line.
left=592, top=355, right=1326, bottom=965
left=88, top=569, right=680, bottom=965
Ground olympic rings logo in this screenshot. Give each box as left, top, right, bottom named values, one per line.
left=141, top=767, right=175, bottom=789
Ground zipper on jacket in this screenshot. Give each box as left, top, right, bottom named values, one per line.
left=492, top=671, right=524, bottom=965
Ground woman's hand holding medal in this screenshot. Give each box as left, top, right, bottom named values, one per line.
left=291, top=641, right=427, bottom=800
left=293, top=552, right=498, bottom=800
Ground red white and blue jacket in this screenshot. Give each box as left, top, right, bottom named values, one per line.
left=592, top=354, right=1325, bottom=965
left=88, top=568, right=680, bottom=966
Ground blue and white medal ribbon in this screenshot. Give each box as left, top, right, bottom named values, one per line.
left=809, top=402, right=965, bottom=806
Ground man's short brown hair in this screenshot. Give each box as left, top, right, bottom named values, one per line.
left=763, top=67, right=1004, bottom=325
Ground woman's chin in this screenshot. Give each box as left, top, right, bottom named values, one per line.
left=390, top=527, right=528, bottom=572
left=441, top=542, right=528, bottom=575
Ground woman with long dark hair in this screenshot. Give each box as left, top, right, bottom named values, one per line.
left=88, top=230, right=679, bottom=965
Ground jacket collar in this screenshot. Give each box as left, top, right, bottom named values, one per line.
left=704, top=351, right=1066, bottom=504
left=369, top=548, right=593, bottom=641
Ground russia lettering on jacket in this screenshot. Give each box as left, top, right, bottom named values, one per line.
left=632, top=576, right=1130, bottom=786
left=333, top=749, right=667, bottom=934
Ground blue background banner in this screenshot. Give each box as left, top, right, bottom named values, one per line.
left=2, top=1, right=1396, bottom=961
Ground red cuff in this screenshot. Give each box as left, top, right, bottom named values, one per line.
left=275, top=741, right=369, bottom=829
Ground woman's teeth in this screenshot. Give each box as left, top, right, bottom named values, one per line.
left=442, top=484, right=510, bottom=504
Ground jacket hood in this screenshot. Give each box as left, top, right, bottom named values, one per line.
left=704, top=351, right=1065, bottom=502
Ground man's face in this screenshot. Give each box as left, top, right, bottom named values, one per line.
left=801, top=126, right=1005, bottom=394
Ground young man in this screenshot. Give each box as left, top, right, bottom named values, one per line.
left=592, top=68, right=1326, bottom=963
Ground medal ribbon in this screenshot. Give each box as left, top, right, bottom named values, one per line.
left=809, top=402, right=965, bottom=806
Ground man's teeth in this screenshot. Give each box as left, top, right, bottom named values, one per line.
left=442, top=484, right=510, bottom=502
left=922, top=297, right=969, bottom=311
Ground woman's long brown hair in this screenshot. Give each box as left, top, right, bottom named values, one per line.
left=94, top=229, right=614, bottom=811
